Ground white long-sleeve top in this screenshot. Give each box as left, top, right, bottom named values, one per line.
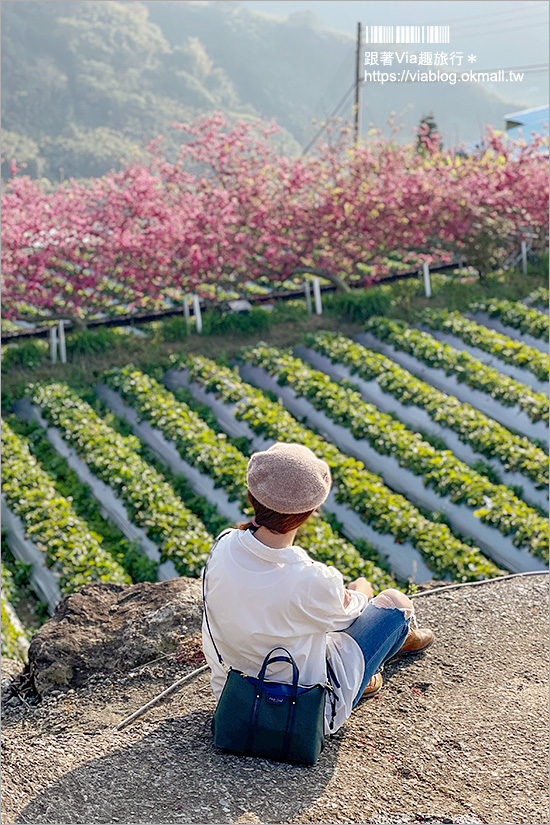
left=201, top=526, right=369, bottom=734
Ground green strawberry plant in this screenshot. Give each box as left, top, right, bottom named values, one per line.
left=239, top=344, right=548, bottom=563
left=306, top=330, right=548, bottom=489
left=26, top=383, right=213, bottom=577
left=183, top=354, right=504, bottom=581
left=421, top=308, right=548, bottom=382
left=469, top=299, right=549, bottom=341
left=104, top=366, right=394, bottom=590
left=2, top=419, right=130, bottom=593
left=364, top=317, right=549, bottom=425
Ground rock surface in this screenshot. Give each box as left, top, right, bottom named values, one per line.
left=1, top=575, right=549, bottom=825
left=24, top=578, right=203, bottom=696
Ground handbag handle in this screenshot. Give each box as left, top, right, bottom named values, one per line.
left=257, top=647, right=299, bottom=700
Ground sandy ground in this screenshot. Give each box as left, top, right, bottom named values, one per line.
left=1, top=575, right=548, bottom=825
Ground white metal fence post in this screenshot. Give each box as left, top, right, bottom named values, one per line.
left=49, top=326, right=58, bottom=364
left=304, top=281, right=312, bottom=315
left=58, top=321, right=67, bottom=364
left=422, top=262, right=432, bottom=298
left=521, top=240, right=527, bottom=275
left=183, top=294, right=190, bottom=333
left=192, top=294, right=202, bottom=334
left=312, top=277, right=322, bottom=315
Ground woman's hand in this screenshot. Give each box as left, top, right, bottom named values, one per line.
left=346, top=577, right=374, bottom=600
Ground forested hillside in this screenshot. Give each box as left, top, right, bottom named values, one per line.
left=1, top=0, right=527, bottom=181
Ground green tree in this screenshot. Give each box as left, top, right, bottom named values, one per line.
left=416, top=112, right=443, bottom=153
left=1, top=130, right=44, bottom=178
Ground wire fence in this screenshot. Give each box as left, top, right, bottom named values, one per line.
left=1, top=256, right=467, bottom=344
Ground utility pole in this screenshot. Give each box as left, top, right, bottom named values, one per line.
left=354, top=22, right=362, bottom=144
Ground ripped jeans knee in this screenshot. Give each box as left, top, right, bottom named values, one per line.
left=371, top=591, right=417, bottom=628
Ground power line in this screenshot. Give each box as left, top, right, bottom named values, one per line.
left=440, top=4, right=547, bottom=26
left=303, top=43, right=355, bottom=139
left=451, top=11, right=548, bottom=31
left=301, top=7, right=548, bottom=158
left=451, top=20, right=549, bottom=37
left=302, top=59, right=548, bottom=153
left=301, top=79, right=357, bottom=155
left=319, top=44, right=356, bottom=108
left=333, top=85, right=357, bottom=120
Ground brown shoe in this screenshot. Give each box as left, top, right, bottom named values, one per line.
left=388, top=628, right=434, bottom=661
left=361, top=671, right=383, bottom=699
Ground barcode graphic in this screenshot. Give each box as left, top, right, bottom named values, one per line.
left=366, top=26, right=450, bottom=44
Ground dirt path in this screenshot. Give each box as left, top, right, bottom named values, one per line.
left=2, top=575, right=548, bottom=825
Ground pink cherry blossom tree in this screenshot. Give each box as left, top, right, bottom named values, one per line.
left=2, top=113, right=547, bottom=326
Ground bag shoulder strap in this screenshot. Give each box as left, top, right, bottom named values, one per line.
left=202, top=528, right=234, bottom=671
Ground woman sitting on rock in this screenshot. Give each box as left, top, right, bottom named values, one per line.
left=201, top=441, right=434, bottom=735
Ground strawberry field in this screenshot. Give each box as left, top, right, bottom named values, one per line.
left=2, top=274, right=548, bottom=655
left=2, top=114, right=548, bottom=655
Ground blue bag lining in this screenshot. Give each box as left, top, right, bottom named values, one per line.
left=244, top=676, right=315, bottom=696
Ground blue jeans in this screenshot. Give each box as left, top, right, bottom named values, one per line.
left=336, top=599, right=412, bottom=707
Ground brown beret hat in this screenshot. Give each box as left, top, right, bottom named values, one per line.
left=246, top=442, right=332, bottom=514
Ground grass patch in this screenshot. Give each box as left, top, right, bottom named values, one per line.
left=389, top=262, right=548, bottom=323
left=2, top=309, right=361, bottom=412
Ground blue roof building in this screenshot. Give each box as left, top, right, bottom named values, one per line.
left=455, top=104, right=548, bottom=158
left=504, top=105, right=549, bottom=140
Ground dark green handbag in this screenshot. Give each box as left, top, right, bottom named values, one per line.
left=203, top=531, right=339, bottom=765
